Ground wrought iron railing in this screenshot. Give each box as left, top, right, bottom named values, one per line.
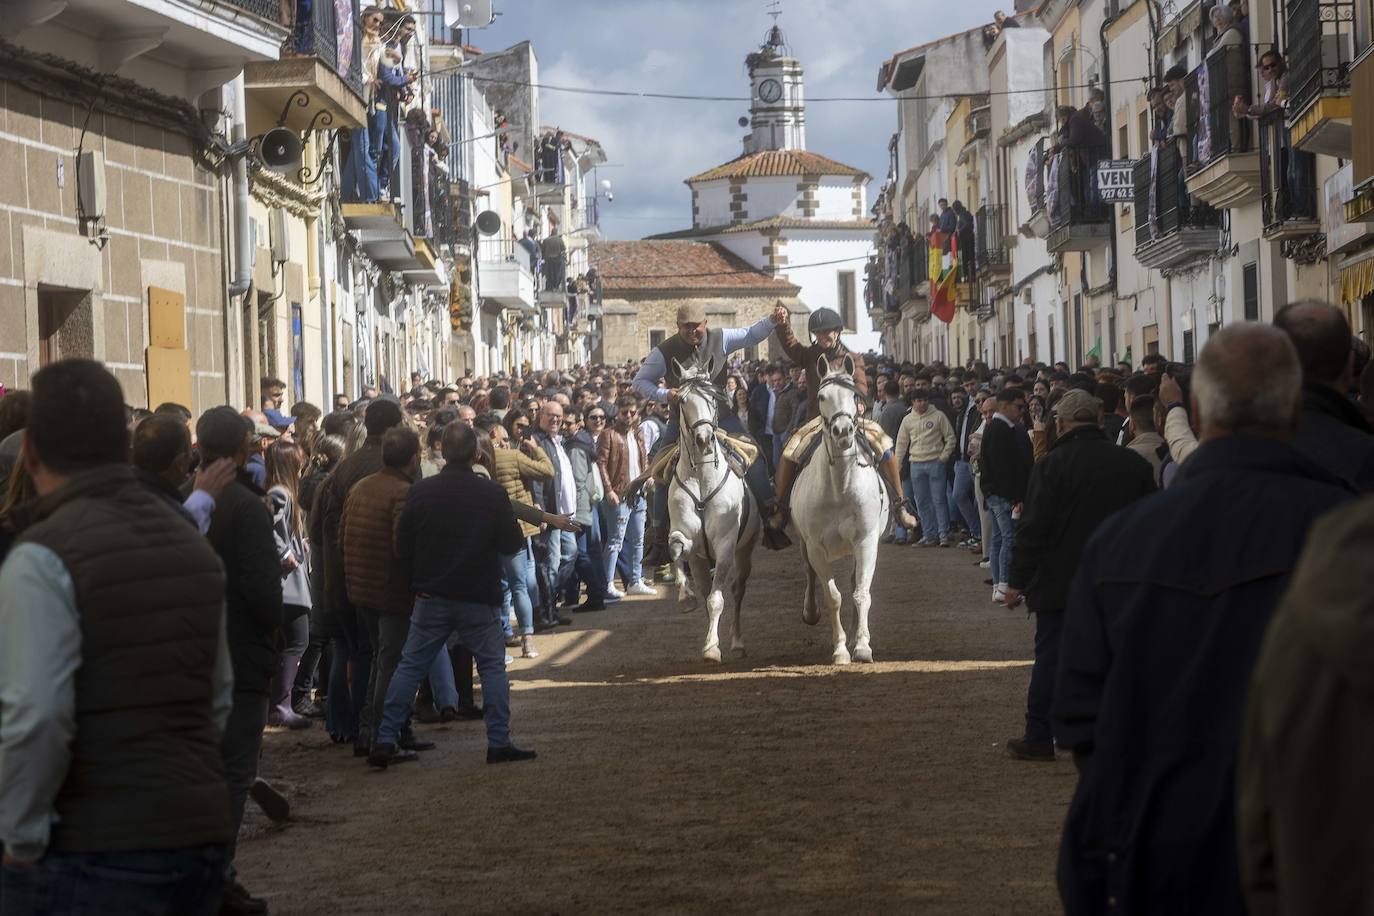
left=1133, top=145, right=1223, bottom=248
left=288, top=0, right=365, bottom=99
left=1259, top=109, right=1319, bottom=228
left=1286, top=0, right=1356, bottom=117
left=223, top=0, right=282, bottom=20
left=976, top=203, right=1009, bottom=271
left=1187, top=43, right=1252, bottom=168
left=1046, top=144, right=1111, bottom=230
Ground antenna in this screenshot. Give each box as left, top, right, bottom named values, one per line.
left=766, top=0, right=782, bottom=22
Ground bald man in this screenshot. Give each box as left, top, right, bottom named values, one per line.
left=1274, top=300, right=1374, bottom=491
left=1054, top=324, right=1353, bottom=915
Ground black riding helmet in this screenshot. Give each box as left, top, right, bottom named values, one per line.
left=808, top=308, right=844, bottom=336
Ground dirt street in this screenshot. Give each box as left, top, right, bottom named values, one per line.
left=238, top=541, right=1076, bottom=914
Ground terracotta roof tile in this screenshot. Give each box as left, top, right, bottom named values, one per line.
left=589, top=240, right=798, bottom=293
left=686, top=149, right=870, bottom=183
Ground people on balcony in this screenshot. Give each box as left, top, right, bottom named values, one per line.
left=1164, top=65, right=1193, bottom=223
left=953, top=202, right=976, bottom=281
left=1233, top=49, right=1315, bottom=222
left=937, top=198, right=956, bottom=251
left=1210, top=1, right=1245, bottom=51
left=340, top=8, right=419, bottom=204
left=1046, top=103, right=1109, bottom=228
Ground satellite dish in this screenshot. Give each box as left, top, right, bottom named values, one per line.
left=738, top=116, right=749, bottom=128
left=475, top=210, right=502, bottom=236
left=258, top=127, right=303, bottom=171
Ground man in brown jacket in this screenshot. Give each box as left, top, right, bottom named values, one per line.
left=341, top=427, right=456, bottom=760
left=597, top=395, right=655, bottom=597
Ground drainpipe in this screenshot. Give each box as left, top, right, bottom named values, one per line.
left=227, top=73, right=252, bottom=297
left=1101, top=8, right=1119, bottom=298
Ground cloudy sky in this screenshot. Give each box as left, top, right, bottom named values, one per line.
left=467, top=0, right=997, bottom=240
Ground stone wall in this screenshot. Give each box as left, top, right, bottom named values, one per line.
left=597, top=293, right=789, bottom=367
left=0, top=78, right=226, bottom=413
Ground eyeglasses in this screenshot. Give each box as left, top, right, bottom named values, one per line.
left=587, top=414, right=606, bottom=422
left=1260, top=62, right=1278, bottom=71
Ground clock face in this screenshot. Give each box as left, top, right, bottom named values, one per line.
left=758, top=78, right=783, bottom=103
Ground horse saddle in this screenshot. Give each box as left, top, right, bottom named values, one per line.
left=792, top=419, right=889, bottom=472
left=649, top=432, right=758, bottom=487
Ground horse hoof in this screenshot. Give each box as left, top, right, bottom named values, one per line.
left=703, top=647, right=722, bottom=663
left=802, top=608, right=819, bottom=626
left=853, top=646, right=873, bottom=664
left=832, top=649, right=851, bottom=666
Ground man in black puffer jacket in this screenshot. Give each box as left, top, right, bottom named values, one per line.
left=1001, top=389, right=1156, bottom=762
left=197, top=406, right=283, bottom=914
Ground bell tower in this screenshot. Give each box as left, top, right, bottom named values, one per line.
left=743, top=14, right=806, bottom=154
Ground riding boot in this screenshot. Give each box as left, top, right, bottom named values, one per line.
left=761, top=457, right=797, bottom=551
left=881, top=453, right=919, bottom=530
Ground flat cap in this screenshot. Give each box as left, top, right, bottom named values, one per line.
left=675, top=302, right=706, bottom=325
left=1053, top=388, right=1103, bottom=422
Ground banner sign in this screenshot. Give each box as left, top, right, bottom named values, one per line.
left=1097, top=160, right=1135, bottom=203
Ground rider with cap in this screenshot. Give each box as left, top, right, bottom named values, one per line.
left=766, top=304, right=918, bottom=538
left=633, top=301, right=791, bottom=562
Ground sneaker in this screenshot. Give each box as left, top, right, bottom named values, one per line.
left=504, top=654, right=514, bottom=664
left=521, top=635, right=540, bottom=659
left=606, top=586, right=626, bottom=599
left=1005, top=737, right=1055, bottom=761
left=978, top=558, right=991, bottom=569
left=940, top=535, right=958, bottom=547
left=992, top=584, right=1007, bottom=604
left=626, top=581, right=658, bottom=597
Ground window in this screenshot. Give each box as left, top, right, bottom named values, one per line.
left=837, top=271, right=857, bottom=331
left=1118, top=124, right=1128, bottom=160
left=1242, top=262, right=1259, bottom=321
left=1183, top=328, right=1195, bottom=363
left=1144, top=323, right=1160, bottom=356
left=257, top=294, right=277, bottom=403
left=37, top=286, right=93, bottom=366
left=649, top=329, right=666, bottom=350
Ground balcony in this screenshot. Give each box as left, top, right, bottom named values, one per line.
left=243, top=0, right=366, bottom=132
left=343, top=131, right=448, bottom=288
left=1260, top=111, right=1321, bottom=239
left=1346, top=50, right=1374, bottom=223
left=476, top=237, right=537, bottom=311
left=1184, top=44, right=1261, bottom=209
left=1286, top=0, right=1355, bottom=157
left=976, top=204, right=1011, bottom=279
left=1133, top=146, right=1225, bottom=270
left=1045, top=146, right=1112, bottom=253
left=967, top=104, right=992, bottom=141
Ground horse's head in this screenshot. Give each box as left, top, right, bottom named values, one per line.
left=673, top=356, right=724, bottom=453
left=816, top=353, right=860, bottom=450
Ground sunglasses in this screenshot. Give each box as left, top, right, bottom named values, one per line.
left=514, top=422, right=530, bottom=430
left=587, top=414, right=606, bottom=422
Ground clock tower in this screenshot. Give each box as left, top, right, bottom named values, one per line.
left=743, top=23, right=806, bottom=154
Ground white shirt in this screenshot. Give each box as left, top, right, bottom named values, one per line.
left=625, top=427, right=642, bottom=481
left=550, top=435, right=575, bottom=516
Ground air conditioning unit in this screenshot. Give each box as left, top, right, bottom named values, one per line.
left=269, top=208, right=291, bottom=264
left=77, top=150, right=106, bottom=220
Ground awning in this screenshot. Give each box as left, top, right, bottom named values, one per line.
left=1340, top=257, right=1374, bottom=305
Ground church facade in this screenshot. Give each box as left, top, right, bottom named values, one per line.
left=651, top=24, right=881, bottom=353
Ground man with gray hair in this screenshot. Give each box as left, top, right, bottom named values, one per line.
left=1054, top=324, right=1353, bottom=915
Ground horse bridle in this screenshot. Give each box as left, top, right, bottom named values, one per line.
left=674, top=374, right=734, bottom=511
left=817, top=374, right=872, bottom=467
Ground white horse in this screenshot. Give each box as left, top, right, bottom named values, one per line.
left=789, top=355, right=888, bottom=665
left=666, top=360, right=761, bottom=662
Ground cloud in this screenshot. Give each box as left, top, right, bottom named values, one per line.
left=467, top=0, right=999, bottom=239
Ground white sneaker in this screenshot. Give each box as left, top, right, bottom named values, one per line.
left=979, top=558, right=991, bottom=569
left=626, top=581, right=658, bottom=597
left=504, top=654, right=514, bottom=665
left=521, top=635, right=540, bottom=659
left=992, top=584, right=1007, bottom=604
left=606, top=586, right=626, bottom=599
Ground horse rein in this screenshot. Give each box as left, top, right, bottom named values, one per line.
left=817, top=374, right=872, bottom=468
left=674, top=375, right=733, bottom=511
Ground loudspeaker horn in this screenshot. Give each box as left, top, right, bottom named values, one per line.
left=475, top=210, right=502, bottom=236
left=258, top=127, right=303, bottom=171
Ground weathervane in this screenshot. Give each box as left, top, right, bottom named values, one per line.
left=766, top=0, right=782, bottom=22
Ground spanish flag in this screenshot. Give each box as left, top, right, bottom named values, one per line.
left=930, top=230, right=958, bottom=324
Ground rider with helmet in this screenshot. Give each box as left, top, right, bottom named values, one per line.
left=633, top=302, right=792, bottom=564
left=766, top=305, right=918, bottom=539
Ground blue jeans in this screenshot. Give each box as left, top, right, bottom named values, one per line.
left=987, top=494, right=1016, bottom=585
left=1, top=845, right=227, bottom=915
left=325, top=605, right=370, bottom=743
left=606, top=496, right=647, bottom=586
left=340, top=125, right=377, bottom=202
left=910, top=460, right=951, bottom=542
left=379, top=596, right=512, bottom=749
left=893, top=474, right=917, bottom=541
left=565, top=511, right=609, bottom=604
left=538, top=528, right=576, bottom=619
left=370, top=103, right=399, bottom=197
left=650, top=410, right=772, bottom=529
left=952, top=460, right=981, bottom=539
left=501, top=539, right=539, bottom=635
